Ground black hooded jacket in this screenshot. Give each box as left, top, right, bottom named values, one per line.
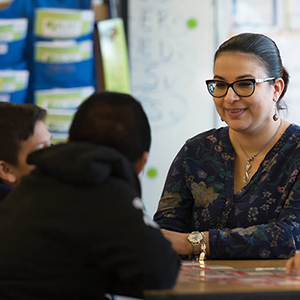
left=0, top=183, right=12, bottom=202
left=0, top=142, right=180, bottom=300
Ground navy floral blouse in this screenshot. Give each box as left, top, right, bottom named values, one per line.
left=154, top=124, right=300, bottom=259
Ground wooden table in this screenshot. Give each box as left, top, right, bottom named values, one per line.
left=145, top=260, right=300, bottom=299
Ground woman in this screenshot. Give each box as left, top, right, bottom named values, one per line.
left=154, top=33, right=300, bottom=260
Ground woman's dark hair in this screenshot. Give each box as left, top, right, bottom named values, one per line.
left=69, top=91, right=151, bottom=163
left=214, top=33, right=289, bottom=110
left=0, top=102, right=47, bottom=166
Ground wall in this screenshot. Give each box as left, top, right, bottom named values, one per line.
left=216, top=0, right=300, bottom=126
left=128, top=0, right=217, bottom=217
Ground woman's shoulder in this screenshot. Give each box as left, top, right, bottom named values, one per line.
left=281, top=123, right=300, bottom=141
left=288, top=123, right=300, bottom=134
left=274, top=123, right=300, bottom=157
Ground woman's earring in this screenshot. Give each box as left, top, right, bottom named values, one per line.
left=273, top=106, right=279, bottom=121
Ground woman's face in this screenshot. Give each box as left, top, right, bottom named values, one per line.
left=212, top=51, right=281, bottom=134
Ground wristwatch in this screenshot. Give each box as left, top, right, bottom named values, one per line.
left=188, top=231, right=206, bottom=262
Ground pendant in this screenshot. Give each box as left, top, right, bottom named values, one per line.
left=243, top=157, right=253, bottom=184
left=243, top=169, right=250, bottom=184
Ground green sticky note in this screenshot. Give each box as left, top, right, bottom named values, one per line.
left=187, top=18, right=198, bottom=29
left=147, top=168, right=158, bottom=179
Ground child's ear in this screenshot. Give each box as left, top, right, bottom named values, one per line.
left=134, top=152, right=149, bottom=174
left=0, top=161, right=17, bottom=185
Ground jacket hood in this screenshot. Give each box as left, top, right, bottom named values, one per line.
left=27, top=142, right=141, bottom=194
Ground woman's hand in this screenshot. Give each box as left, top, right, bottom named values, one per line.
left=161, top=229, right=210, bottom=256
left=286, top=251, right=300, bottom=275
left=161, top=229, right=192, bottom=255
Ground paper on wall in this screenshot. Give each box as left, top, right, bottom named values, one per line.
left=45, top=108, right=76, bottom=133
left=34, top=40, right=93, bottom=63
left=97, top=18, right=130, bottom=94
left=0, top=18, right=28, bottom=42
left=34, top=8, right=94, bottom=39
left=35, top=86, right=95, bottom=109
left=0, top=70, right=29, bottom=92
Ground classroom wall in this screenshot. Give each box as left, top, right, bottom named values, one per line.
left=3, top=0, right=299, bottom=219
left=128, top=0, right=217, bottom=217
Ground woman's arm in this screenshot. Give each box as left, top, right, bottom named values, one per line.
left=161, top=229, right=210, bottom=256
left=210, top=172, right=300, bottom=258
left=154, top=144, right=194, bottom=233
left=159, top=172, right=300, bottom=259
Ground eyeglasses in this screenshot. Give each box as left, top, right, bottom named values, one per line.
left=205, top=77, right=275, bottom=98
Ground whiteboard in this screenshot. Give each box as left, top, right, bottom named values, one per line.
left=128, top=0, right=216, bottom=217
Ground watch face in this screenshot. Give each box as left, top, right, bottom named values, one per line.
left=188, top=231, right=202, bottom=244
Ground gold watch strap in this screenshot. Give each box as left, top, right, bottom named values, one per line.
left=199, top=232, right=206, bottom=262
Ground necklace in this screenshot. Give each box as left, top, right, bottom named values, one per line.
left=236, top=119, right=282, bottom=184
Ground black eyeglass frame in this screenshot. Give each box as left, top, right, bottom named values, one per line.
left=205, top=77, right=276, bottom=98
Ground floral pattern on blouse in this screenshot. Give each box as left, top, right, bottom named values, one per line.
left=154, top=124, right=300, bottom=259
